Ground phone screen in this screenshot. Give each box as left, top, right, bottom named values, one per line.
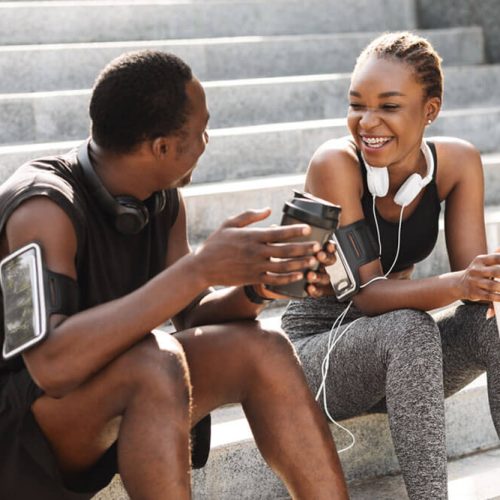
left=1, top=244, right=46, bottom=359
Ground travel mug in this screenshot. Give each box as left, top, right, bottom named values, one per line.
left=266, top=191, right=341, bottom=298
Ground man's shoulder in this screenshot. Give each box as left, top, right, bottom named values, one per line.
left=2, top=149, right=78, bottom=189
left=0, top=148, right=87, bottom=235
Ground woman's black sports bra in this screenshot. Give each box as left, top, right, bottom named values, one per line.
left=358, top=142, right=441, bottom=274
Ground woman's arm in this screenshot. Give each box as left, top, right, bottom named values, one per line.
left=305, top=137, right=500, bottom=316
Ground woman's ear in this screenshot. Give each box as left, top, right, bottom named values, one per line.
left=425, top=97, right=442, bottom=125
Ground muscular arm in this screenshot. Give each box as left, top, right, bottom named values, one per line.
left=8, top=194, right=318, bottom=396
left=7, top=197, right=211, bottom=397
left=305, top=137, right=496, bottom=316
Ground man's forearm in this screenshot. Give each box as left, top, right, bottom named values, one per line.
left=179, top=285, right=266, bottom=329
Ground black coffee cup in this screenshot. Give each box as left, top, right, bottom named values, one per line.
left=266, top=191, right=341, bottom=298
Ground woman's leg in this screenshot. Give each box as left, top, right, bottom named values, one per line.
left=434, top=302, right=500, bottom=435
left=292, top=308, right=447, bottom=500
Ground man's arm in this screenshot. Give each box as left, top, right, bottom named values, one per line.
left=8, top=196, right=318, bottom=397
left=6, top=197, right=212, bottom=397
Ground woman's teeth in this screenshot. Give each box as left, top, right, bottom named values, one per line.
left=362, top=137, right=391, bottom=148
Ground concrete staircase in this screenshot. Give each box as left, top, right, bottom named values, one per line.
left=1, top=0, right=499, bottom=498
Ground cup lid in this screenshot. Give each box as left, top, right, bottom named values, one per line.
left=283, top=196, right=341, bottom=229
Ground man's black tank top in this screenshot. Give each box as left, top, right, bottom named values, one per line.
left=358, top=141, right=441, bottom=274
left=0, top=148, right=179, bottom=374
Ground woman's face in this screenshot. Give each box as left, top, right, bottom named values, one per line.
left=347, top=54, right=439, bottom=168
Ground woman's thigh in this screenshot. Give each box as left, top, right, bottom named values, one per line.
left=433, top=302, right=497, bottom=397
left=293, top=308, right=443, bottom=420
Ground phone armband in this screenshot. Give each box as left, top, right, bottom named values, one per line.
left=1, top=242, right=79, bottom=360
left=326, top=219, right=379, bottom=301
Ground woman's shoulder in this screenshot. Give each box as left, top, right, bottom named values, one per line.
left=428, top=136, right=481, bottom=163
left=308, top=136, right=361, bottom=179
left=428, top=136, right=483, bottom=198
left=305, top=136, right=365, bottom=206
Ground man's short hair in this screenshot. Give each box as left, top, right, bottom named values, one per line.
left=89, top=50, right=193, bottom=154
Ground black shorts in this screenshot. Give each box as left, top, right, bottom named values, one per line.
left=0, top=369, right=117, bottom=500
left=0, top=368, right=211, bottom=499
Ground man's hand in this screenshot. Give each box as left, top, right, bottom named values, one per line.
left=193, top=208, right=321, bottom=288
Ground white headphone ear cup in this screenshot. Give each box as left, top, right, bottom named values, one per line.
left=394, top=173, right=424, bottom=207
left=366, top=165, right=389, bottom=197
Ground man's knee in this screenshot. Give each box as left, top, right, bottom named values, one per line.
left=117, top=335, right=190, bottom=405
left=236, top=321, right=297, bottom=369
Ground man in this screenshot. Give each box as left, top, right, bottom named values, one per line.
left=0, top=50, right=348, bottom=499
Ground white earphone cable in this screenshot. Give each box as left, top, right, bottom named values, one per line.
left=316, top=199, right=405, bottom=453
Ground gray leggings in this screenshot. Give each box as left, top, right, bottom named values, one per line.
left=281, top=298, right=500, bottom=500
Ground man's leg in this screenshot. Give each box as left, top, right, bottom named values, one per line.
left=31, top=335, right=192, bottom=500
left=173, top=320, right=349, bottom=500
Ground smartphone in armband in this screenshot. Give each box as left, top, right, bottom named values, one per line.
left=1, top=243, right=48, bottom=360
left=325, top=233, right=358, bottom=301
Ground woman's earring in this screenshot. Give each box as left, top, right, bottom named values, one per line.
left=427, top=119, right=432, bottom=125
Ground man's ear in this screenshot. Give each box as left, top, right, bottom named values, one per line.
left=151, top=137, right=170, bottom=158
left=425, top=97, right=441, bottom=124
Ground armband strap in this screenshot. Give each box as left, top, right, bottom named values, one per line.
left=45, top=271, right=80, bottom=316
left=335, top=219, right=379, bottom=288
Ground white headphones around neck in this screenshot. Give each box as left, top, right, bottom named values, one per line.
left=363, top=141, right=435, bottom=207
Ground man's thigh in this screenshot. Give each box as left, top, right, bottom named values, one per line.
left=171, top=319, right=299, bottom=423
left=31, top=334, right=184, bottom=475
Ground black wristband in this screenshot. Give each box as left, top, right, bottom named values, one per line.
left=243, top=285, right=274, bottom=304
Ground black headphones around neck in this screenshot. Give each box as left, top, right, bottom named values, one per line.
left=77, top=140, right=166, bottom=235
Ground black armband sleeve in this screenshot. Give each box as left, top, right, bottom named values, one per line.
left=335, top=219, right=379, bottom=287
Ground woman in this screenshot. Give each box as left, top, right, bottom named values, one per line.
left=282, top=32, right=500, bottom=499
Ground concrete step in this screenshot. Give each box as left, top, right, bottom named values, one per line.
left=349, top=447, right=500, bottom=500
left=180, top=156, right=500, bottom=244
left=0, top=0, right=416, bottom=45
left=0, top=27, right=484, bottom=93
left=2, top=63, right=500, bottom=144
left=1, top=107, right=499, bottom=181
left=92, top=370, right=499, bottom=499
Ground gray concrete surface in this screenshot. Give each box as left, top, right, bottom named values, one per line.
left=2, top=63, right=500, bottom=144
left=0, top=0, right=416, bottom=45
left=350, top=447, right=500, bottom=500
left=417, top=0, right=500, bottom=63
left=0, top=27, right=484, bottom=93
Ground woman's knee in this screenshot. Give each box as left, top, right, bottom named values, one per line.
left=382, top=309, right=442, bottom=354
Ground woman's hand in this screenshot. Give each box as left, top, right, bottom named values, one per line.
left=305, top=240, right=336, bottom=298
left=458, top=251, right=500, bottom=315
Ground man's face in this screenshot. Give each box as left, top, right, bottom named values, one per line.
left=169, top=78, right=210, bottom=188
